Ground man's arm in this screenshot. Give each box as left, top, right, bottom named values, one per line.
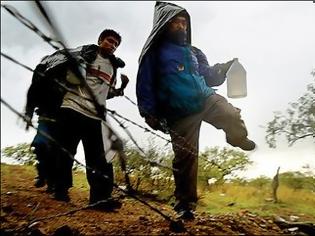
left=136, top=51, right=166, bottom=131
left=193, top=46, right=234, bottom=87
left=24, top=64, right=47, bottom=130
left=107, top=74, right=129, bottom=99
left=24, top=81, right=39, bottom=130
left=136, top=51, right=158, bottom=118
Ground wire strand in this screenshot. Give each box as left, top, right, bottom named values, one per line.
left=1, top=97, right=179, bottom=226
left=1, top=4, right=61, bottom=50
left=2, top=2, right=200, bottom=158
left=1, top=52, right=178, bottom=172
left=1, top=2, right=182, bottom=226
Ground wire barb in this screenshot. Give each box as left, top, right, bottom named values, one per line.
left=1, top=2, right=185, bottom=228
left=1, top=4, right=61, bottom=50
left=1, top=97, right=181, bottom=227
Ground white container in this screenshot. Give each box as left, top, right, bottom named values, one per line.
left=226, top=58, right=247, bottom=98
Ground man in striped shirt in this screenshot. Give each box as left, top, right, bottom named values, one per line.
left=53, top=29, right=127, bottom=211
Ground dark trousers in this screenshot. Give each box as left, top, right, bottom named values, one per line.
left=55, top=108, right=113, bottom=203
left=169, top=94, right=249, bottom=204
left=32, top=119, right=58, bottom=187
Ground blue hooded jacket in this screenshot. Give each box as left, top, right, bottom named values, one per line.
left=136, top=2, right=226, bottom=122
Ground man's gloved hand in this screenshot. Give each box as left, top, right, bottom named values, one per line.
left=115, top=74, right=130, bottom=96
left=24, top=112, right=33, bottom=131
left=109, top=74, right=129, bottom=98
left=223, top=58, right=237, bottom=75
left=120, top=74, right=129, bottom=90
left=215, top=58, right=237, bottom=76
left=225, top=58, right=236, bottom=70
left=107, top=87, right=124, bottom=99
left=113, top=88, right=124, bottom=96
left=145, top=116, right=169, bottom=133
left=145, top=116, right=160, bottom=130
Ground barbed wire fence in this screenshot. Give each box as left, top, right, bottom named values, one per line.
left=1, top=1, right=209, bottom=163
left=2, top=1, right=203, bottom=157
left=2, top=1, right=203, bottom=154
left=1, top=51, right=177, bottom=173
left=1, top=49, right=225, bottom=173
left=1, top=1, right=232, bottom=233
left=0, top=2, right=194, bottom=233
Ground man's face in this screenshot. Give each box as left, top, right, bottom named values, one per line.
left=99, top=36, right=120, bottom=55
left=168, top=16, right=187, bottom=34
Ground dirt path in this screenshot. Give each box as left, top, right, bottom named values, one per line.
left=0, top=164, right=290, bottom=235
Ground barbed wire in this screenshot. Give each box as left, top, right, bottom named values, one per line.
left=1, top=51, right=176, bottom=172
left=106, top=111, right=176, bottom=171
left=0, top=56, right=175, bottom=174
left=114, top=86, right=201, bottom=157
left=0, top=98, right=112, bottom=184
left=1, top=96, right=184, bottom=229
left=2, top=48, right=198, bottom=170
left=1, top=0, right=199, bottom=167
left=1, top=52, right=194, bottom=171
left=1, top=3, right=223, bottom=174
left=1, top=4, right=61, bottom=50
left=2, top=2, right=231, bottom=230
left=2, top=47, right=211, bottom=174
left=1, top=2, right=186, bottom=229
left=1, top=2, right=200, bottom=159
left=1, top=2, right=221, bottom=173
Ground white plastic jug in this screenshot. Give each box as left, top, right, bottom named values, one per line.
left=226, top=58, right=247, bottom=98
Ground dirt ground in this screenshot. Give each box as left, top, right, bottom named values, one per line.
left=0, top=164, right=307, bottom=235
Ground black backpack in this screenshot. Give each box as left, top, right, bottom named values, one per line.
left=25, top=59, right=68, bottom=118
left=25, top=44, right=125, bottom=118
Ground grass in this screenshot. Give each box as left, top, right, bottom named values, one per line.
left=198, top=183, right=315, bottom=220
left=72, top=169, right=90, bottom=191
left=1, top=163, right=90, bottom=191
left=2, top=163, right=315, bottom=221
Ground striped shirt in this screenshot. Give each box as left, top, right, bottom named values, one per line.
left=61, top=54, right=115, bottom=120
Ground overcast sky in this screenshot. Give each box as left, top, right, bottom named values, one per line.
left=1, top=1, right=314, bottom=178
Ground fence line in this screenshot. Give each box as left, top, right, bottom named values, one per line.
left=1, top=2, right=187, bottom=230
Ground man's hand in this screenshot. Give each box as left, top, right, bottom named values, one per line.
left=223, top=58, right=237, bottom=74
left=145, top=116, right=160, bottom=130
left=24, top=113, right=33, bottom=131
left=120, top=74, right=129, bottom=90
left=109, top=74, right=129, bottom=98
left=114, top=88, right=124, bottom=96
left=145, top=116, right=169, bottom=133
left=215, top=58, right=237, bottom=76
left=107, top=88, right=123, bottom=99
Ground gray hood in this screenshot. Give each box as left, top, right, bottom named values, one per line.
left=138, top=1, right=191, bottom=64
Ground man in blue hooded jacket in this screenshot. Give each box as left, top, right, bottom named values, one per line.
left=136, top=2, right=256, bottom=219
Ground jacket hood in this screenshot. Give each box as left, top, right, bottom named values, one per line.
left=138, top=1, right=191, bottom=64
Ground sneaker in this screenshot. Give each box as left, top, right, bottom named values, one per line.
left=53, top=191, right=70, bottom=202
left=228, top=138, right=256, bottom=151
left=174, top=201, right=195, bottom=220
left=176, top=209, right=195, bottom=220
left=34, top=178, right=46, bottom=188
left=46, top=185, right=55, bottom=194
left=88, top=198, right=122, bottom=212
left=173, top=201, right=186, bottom=212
